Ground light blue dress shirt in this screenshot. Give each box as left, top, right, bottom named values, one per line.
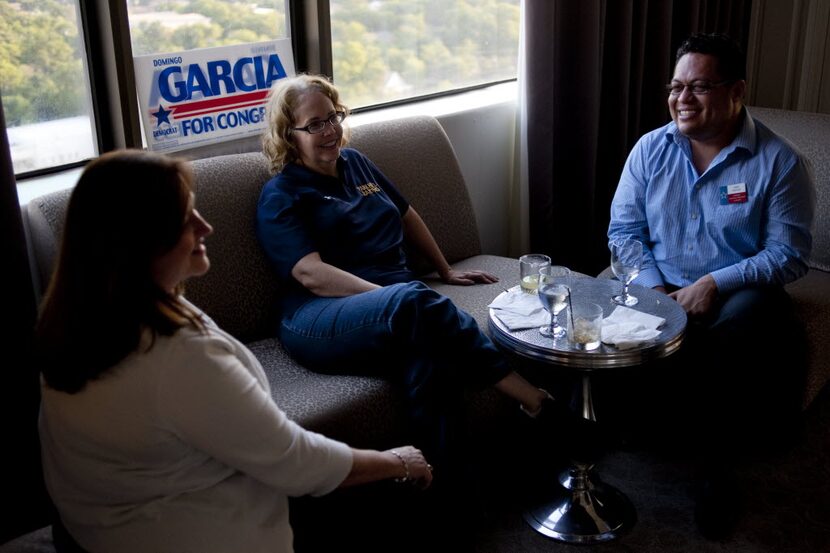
left=609, top=108, right=815, bottom=294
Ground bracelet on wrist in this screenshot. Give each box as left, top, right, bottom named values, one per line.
left=390, top=449, right=410, bottom=483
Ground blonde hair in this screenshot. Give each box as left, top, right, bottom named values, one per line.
left=262, top=74, right=350, bottom=174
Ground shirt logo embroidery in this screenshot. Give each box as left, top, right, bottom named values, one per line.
left=357, top=182, right=382, bottom=196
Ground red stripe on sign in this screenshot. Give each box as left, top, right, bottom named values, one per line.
left=179, top=100, right=267, bottom=119
left=171, top=90, right=270, bottom=116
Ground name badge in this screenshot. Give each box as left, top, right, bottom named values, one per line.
left=719, top=183, right=747, bottom=205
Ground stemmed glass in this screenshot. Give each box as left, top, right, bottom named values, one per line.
left=610, top=238, right=643, bottom=306
left=538, top=265, right=571, bottom=337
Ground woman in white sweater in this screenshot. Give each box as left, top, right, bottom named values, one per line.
left=35, top=149, right=432, bottom=553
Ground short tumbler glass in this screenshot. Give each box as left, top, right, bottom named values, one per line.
left=519, top=254, right=551, bottom=293
left=568, top=302, right=604, bottom=351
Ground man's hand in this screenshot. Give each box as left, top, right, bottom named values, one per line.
left=669, top=274, right=718, bottom=317
left=440, top=268, right=499, bottom=286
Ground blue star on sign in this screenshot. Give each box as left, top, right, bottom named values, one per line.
left=152, top=105, right=172, bottom=126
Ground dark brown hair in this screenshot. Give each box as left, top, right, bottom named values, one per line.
left=676, top=33, right=746, bottom=81
left=36, top=149, right=205, bottom=393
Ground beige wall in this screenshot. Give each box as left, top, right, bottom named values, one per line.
left=348, top=84, right=518, bottom=257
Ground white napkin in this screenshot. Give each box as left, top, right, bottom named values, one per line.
left=601, top=306, right=665, bottom=350
left=488, top=290, right=550, bottom=330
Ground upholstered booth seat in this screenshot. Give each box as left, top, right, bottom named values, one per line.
left=25, top=115, right=514, bottom=451
left=12, top=116, right=519, bottom=553
left=749, top=107, right=830, bottom=409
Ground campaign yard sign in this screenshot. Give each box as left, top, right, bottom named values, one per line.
left=134, top=40, right=295, bottom=152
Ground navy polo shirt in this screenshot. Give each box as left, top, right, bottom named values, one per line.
left=256, top=148, right=416, bottom=315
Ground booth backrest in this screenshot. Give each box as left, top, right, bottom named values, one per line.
left=185, top=152, right=275, bottom=341
left=748, top=106, right=830, bottom=272
left=25, top=115, right=481, bottom=342
left=347, top=115, right=482, bottom=269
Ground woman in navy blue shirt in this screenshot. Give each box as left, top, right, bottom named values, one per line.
left=257, top=75, right=557, bottom=470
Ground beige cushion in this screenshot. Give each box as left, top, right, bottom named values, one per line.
left=748, top=106, right=830, bottom=272
left=24, top=115, right=509, bottom=443
left=349, top=115, right=482, bottom=273
left=786, top=269, right=830, bottom=407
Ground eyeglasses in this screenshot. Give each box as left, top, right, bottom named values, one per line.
left=292, top=111, right=346, bottom=134
left=665, top=80, right=733, bottom=96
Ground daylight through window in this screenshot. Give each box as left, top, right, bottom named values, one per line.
left=330, top=0, right=520, bottom=108
left=1, top=0, right=97, bottom=175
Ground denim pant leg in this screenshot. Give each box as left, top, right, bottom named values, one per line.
left=278, top=284, right=411, bottom=376
left=279, top=281, right=511, bottom=459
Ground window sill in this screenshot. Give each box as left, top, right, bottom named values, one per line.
left=16, top=166, right=84, bottom=206
left=349, top=81, right=517, bottom=127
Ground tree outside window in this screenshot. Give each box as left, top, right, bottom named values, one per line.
left=0, top=0, right=96, bottom=174
left=331, top=0, right=520, bottom=108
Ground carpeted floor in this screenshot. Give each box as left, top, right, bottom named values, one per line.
left=469, top=384, right=830, bottom=553
left=4, top=387, right=827, bottom=553
left=289, top=383, right=830, bottom=553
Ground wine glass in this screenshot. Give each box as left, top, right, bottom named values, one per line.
left=610, top=238, right=643, bottom=306
left=538, top=265, right=571, bottom=337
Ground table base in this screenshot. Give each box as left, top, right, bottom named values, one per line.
left=523, top=465, right=636, bottom=544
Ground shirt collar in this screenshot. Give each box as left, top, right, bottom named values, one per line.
left=283, top=152, right=347, bottom=182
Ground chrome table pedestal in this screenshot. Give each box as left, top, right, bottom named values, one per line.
left=523, top=376, right=636, bottom=543
left=488, top=277, right=687, bottom=544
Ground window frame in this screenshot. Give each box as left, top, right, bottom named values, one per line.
left=8, top=0, right=518, bottom=179
left=5, top=0, right=106, bottom=179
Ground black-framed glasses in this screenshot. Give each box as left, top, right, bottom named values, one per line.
left=292, top=111, right=346, bottom=134
left=665, top=80, right=733, bottom=96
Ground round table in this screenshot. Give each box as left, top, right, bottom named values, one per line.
left=488, top=276, right=687, bottom=543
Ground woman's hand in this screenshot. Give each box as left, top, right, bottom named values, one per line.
left=402, top=208, right=498, bottom=287
left=439, top=268, right=500, bottom=286
left=341, top=445, right=432, bottom=489
left=387, top=446, right=433, bottom=489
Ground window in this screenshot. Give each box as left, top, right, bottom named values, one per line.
left=125, top=1, right=289, bottom=149
left=2, top=0, right=518, bottom=177
left=126, top=0, right=288, bottom=57
left=0, top=0, right=97, bottom=175
left=330, top=0, right=520, bottom=108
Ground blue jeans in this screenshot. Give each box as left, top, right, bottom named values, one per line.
left=682, top=286, right=805, bottom=431
left=658, top=286, right=803, bottom=453
left=278, top=281, right=511, bottom=458
left=596, top=285, right=805, bottom=455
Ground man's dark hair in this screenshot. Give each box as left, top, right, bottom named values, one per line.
left=675, top=33, right=746, bottom=81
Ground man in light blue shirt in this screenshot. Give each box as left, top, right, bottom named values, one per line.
left=608, top=33, right=814, bottom=540
left=609, top=57, right=813, bottom=314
